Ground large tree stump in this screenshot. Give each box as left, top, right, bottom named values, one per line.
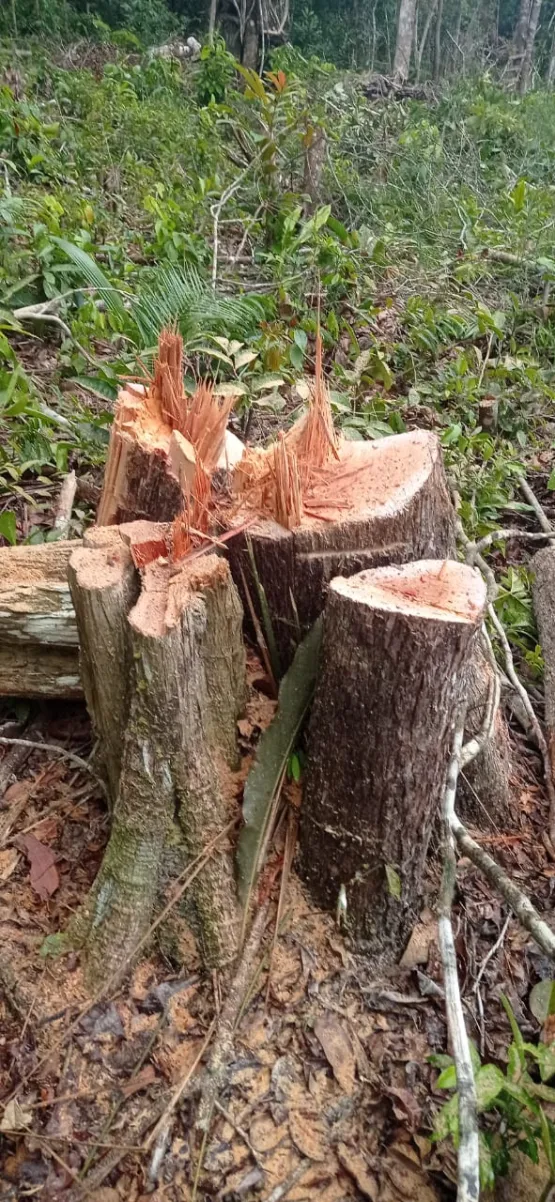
left=299, top=559, right=486, bottom=962
left=227, top=430, right=455, bottom=668
left=68, top=529, right=246, bottom=987
left=0, top=541, right=82, bottom=697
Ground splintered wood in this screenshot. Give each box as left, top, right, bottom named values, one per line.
left=97, top=329, right=235, bottom=540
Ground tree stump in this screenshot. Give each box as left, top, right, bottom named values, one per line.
left=459, top=637, right=514, bottom=829
left=227, top=429, right=455, bottom=669
left=0, top=541, right=82, bottom=698
left=68, top=528, right=246, bottom=987
left=299, top=559, right=486, bottom=963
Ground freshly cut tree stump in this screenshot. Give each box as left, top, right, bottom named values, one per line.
left=0, top=541, right=82, bottom=697
left=532, top=546, right=555, bottom=787
left=227, top=429, right=455, bottom=668
left=299, top=559, right=486, bottom=962
left=68, top=529, right=246, bottom=986
left=459, top=637, right=514, bottom=829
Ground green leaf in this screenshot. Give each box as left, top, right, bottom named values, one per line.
left=475, top=1064, right=505, bottom=1110
left=0, top=511, right=16, bottom=545
left=293, top=328, right=308, bottom=352
left=52, top=238, right=127, bottom=322
left=289, top=752, right=301, bottom=782
left=71, top=376, right=119, bottom=402
left=385, top=864, right=401, bottom=899
left=529, top=980, right=555, bottom=1025
left=501, top=993, right=526, bottom=1052
left=547, top=470, right=555, bottom=492
left=236, top=620, right=323, bottom=910
left=436, top=1065, right=457, bottom=1090
left=433, top=1094, right=459, bottom=1143
left=290, top=342, right=304, bottom=370
left=234, top=348, right=258, bottom=369
left=250, top=373, right=285, bottom=392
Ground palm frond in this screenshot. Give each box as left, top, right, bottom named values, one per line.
left=53, top=238, right=128, bottom=322
left=132, top=264, right=266, bottom=347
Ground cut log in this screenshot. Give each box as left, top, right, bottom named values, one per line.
left=0, top=541, right=82, bottom=697
left=459, top=637, right=514, bottom=829
left=299, top=559, right=486, bottom=962
left=532, top=546, right=555, bottom=789
left=227, top=429, right=455, bottom=668
left=68, top=530, right=246, bottom=987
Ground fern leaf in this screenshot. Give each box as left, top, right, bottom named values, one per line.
left=52, top=238, right=127, bottom=322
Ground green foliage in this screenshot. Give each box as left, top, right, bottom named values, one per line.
left=432, top=996, right=555, bottom=1191
left=195, top=37, right=236, bottom=106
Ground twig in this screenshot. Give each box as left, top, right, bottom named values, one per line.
left=266, top=1160, right=310, bottom=1202
left=488, top=603, right=555, bottom=842
left=211, top=151, right=264, bottom=288
left=439, top=712, right=480, bottom=1202
left=519, top=476, right=554, bottom=535
left=214, top=1100, right=265, bottom=1168
left=144, top=1018, right=217, bottom=1163
left=0, top=737, right=101, bottom=786
left=0, top=717, right=41, bottom=796
left=474, top=527, right=555, bottom=554
left=473, top=913, right=511, bottom=993
left=451, top=813, right=555, bottom=959
left=53, top=470, right=77, bottom=539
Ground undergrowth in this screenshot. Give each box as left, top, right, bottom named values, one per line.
left=2, top=42, right=555, bottom=650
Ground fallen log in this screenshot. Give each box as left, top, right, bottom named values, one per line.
left=68, top=526, right=246, bottom=986
left=299, top=559, right=486, bottom=962
left=0, top=541, right=82, bottom=697
left=227, top=429, right=456, bottom=667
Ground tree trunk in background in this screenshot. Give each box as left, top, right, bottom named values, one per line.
left=434, top=0, right=444, bottom=79
left=299, top=560, right=486, bottom=964
left=547, top=25, right=555, bottom=84
left=393, top=0, right=418, bottom=79
left=519, top=0, right=543, bottom=92
left=514, top=0, right=533, bottom=58
left=208, top=0, right=218, bottom=43
left=415, top=0, right=438, bottom=82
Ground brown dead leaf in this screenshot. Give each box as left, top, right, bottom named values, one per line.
left=337, top=1143, right=378, bottom=1200
left=381, top=1147, right=441, bottom=1202
left=314, top=1015, right=356, bottom=1094
left=0, top=847, right=19, bottom=880
left=1, top=1099, right=32, bottom=1133
left=400, top=909, right=437, bottom=969
left=87, top=1191, right=121, bottom=1202
left=120, top=1064, right=157, bottom=1098
left=289, top=1109, right=328, bottom=1161
left=2, top=780, right=32, bottom=806
left=15, top=833, right=59, bottom=899
left=249, top=1115, right=288, bottom=1152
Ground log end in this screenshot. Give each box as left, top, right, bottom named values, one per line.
left=331, top=559, right=487, bottom=624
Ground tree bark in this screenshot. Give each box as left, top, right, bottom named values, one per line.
left=208, top=0, right=218, bottom=43
left=68, top=532, right=246, bottom=988
left=393, top=0, right=418, bottom=80
left=519, top=0, right=543, bottom=92
left=0, top=541, right=82, bottom=698
left=532, top=546, right=555, bottom=791
left=434, top=0, right=444, bottom=79
left=227, top=429, right=455, bottom=670
left=459, top=637, right=513, bottom=829
left=299, top=559, right=486, bottom=963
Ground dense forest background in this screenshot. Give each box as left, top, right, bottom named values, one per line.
left=3, top=0, right=555, bottom=91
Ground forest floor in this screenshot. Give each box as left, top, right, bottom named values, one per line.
left=4, top=35, right=555, bottom=1202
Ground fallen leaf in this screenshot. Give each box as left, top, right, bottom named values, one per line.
left=336, top=1143, right=378, bottom=1199
left=119, top=1064, right=157, bottom=1098
left=1, top=1099, right=32, bottom=1133
left=15, top=833, right=59, bottom=899
left=0, top=848, right=19, bottom=880
left=400, top=910, right=437, bottom=969
left=314, top=1015, right=356, bottom=1094
left=289, top=1109, right=327, bottom=1161
left=2, top=781, right=32, bottom=806
left=88, top=1191, right=121, bottom=1202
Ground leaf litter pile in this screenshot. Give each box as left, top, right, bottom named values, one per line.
left=0, top=654, right=554, bottom=1202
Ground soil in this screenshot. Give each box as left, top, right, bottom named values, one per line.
left=0, top=640, right=553, bottom=1202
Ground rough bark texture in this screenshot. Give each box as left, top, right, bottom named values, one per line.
left=459, top=637, right=514, bottom=829
left=532, top=546, right=555, bottom=788
left=393, top=0, right=418, bottom=79
left=228, top=430, right=455, bottom=669
left=299, top=560, right=486, bottom=963
left=0, top=540, right=82, bottom=697
left=518, top=0, right=543, bottom=92
left=97, top=387, right=184, bottom=526
left=68, top=534, right=246, bottom=987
